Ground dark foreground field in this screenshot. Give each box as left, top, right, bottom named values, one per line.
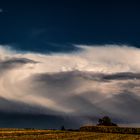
left=0, top=128, right=139, bottom=140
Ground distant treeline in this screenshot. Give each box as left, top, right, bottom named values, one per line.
left=80, top=126, right=140, bottom=134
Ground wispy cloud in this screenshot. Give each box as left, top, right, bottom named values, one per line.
left=0, top=9, right=3, bottom=13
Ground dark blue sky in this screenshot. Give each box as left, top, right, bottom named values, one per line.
left=0, top=0, right=140, bottom=53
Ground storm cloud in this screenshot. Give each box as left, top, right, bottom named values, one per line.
left=0, top=44, right=140, bottom=128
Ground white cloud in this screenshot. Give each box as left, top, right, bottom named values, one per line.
left=0, top=44, right=140, bottom=126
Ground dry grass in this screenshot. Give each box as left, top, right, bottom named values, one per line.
left=0, top=129, right=139, bottom=140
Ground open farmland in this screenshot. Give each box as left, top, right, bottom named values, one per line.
left=0, top=128, right=139, bottom=140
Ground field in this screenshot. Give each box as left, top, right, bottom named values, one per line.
left=0, top=128, right=139, bottom=140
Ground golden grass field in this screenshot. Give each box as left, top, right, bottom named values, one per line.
left=0, top=129, right=139, bottom=140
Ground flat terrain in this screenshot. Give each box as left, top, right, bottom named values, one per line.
left=0, top=129, right=139, bottom=140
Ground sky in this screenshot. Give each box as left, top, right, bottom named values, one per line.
left=0, top=0, right=140, bottom=129
left=0, top=0, right=140, bottom=52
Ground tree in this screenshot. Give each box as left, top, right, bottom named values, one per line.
left=60, top=125, right=65, bottom=130
left=97, top=116, right=117, bottom=126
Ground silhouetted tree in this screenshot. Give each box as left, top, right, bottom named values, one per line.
left=60, top=125, right=65, bottom=130
left=97, top=116, right=117, bottom=126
